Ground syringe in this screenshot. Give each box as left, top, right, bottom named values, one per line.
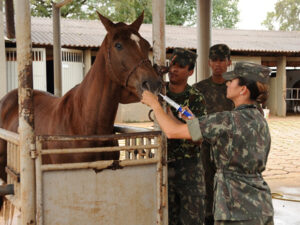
left=159, top=93, right=193, bottom=118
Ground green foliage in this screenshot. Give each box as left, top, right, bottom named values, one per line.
left=30, top=0, right=101, bottom=19
left=30, top=0, right=240, bottom=28
left=212, top=0, right=239, bottom=28
left=262, top=0, right=300, bottom=31
left=96, top=0, right=152, bottom=23
left=166, top=0, right=197, bottom=25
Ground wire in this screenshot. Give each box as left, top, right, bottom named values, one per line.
left=272, top=192, right=300, bottom=202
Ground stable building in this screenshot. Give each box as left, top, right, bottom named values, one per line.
left=1, top=17, right=300, bottom=121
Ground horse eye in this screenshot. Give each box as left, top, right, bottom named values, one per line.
left=114, top=43, right=122, bottom=50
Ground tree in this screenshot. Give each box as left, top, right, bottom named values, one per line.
left=212, top=0, right=239, bottom=28
left=96, top=0, right=153, bottom=24
left=30, top=0, right=240, bottom=28
left=165, top=0, right=197, bottom=26
left=262, top=0, right=300, bottom=31
left=30, top=0, right=99, bottom=19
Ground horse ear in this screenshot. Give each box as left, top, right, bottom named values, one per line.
left=130, top=11, right=144, bottom=31
left=97, top=11, right=114, bottom=32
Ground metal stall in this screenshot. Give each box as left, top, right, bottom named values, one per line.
left=1, top=127, right=167, bottom=224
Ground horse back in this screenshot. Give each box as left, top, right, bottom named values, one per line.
left=0, top=89, right=19, bottom=132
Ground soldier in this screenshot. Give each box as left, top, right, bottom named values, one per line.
left=193, top=44, right=234, bottom=225
left=166, top=48, right=206, bottom=225
left=141, top=62, right=274, bottom=225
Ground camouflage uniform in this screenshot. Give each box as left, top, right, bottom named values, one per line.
left=167, top=83, right=207, bottom=225
left=193, top=77, right=234, bottom=114
left=192, top=44, right=234, bottom=225
left=187, top=62, right=274, bottom=225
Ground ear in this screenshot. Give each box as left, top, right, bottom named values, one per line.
left=97, top=11, right=115, bottom=32
left=130, top=11, right=144, bottom=31
left=240, top=85, right=248, bottom=95
left=188, top=69, right=194, bottom=77
left=227, top=59, right=232, bottom=67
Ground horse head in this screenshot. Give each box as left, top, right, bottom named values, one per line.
left=98, top=12, right=163, bottom=102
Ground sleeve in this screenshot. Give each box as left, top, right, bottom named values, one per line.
left=187, top=112, right=232, bottom=143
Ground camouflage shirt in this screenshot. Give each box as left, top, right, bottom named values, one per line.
left=166, top=83, right=206, bottom=161
left=193, top=77, right=234, bottom=114
left=187, top=104, right=274, bottom=220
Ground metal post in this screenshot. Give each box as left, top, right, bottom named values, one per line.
left=152, top=0, right=166, bottom=69
left=152, top=1, right=168, bottom=224
left=0, top=0, right=7, bottom=98
left=5, top=0, right=15, bottom=39
left=14, top=0, right=36, bottom=224
left=196, top=0, right=212, bottom=82
left=52, top=0, right=72, bottom=97
left=52, top=4, right=62, bottom=97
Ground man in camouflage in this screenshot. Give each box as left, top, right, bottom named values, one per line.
left=166, top=48, right=206, bottom=225
left=192, top=44, right=234, bottom=225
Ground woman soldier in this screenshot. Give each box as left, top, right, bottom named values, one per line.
left=142, top=62, right=274, bottom=225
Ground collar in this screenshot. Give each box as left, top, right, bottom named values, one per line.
left=234, top=104, right=257, bottom=111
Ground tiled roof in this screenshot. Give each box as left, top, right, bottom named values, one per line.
left=6, top=17, right=300, bottom=54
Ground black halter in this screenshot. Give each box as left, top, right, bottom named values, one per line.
left=107, top=43, right=152, bottom=87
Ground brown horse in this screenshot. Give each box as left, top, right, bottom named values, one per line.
left=0, top=12, right=162, bottom=179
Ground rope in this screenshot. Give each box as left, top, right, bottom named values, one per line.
left=272, top=192, right=300, bottom=202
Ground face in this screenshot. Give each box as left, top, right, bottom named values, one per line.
left=99, top=12, right=162, bottom=99
left=168, top=63, right=193, bottom=85
left=209, top=58, right=231, bottom=77
left=226, top=78, right=243, bottom=101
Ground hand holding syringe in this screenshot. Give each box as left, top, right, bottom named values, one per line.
left=159, top=94, right=193, bottom=119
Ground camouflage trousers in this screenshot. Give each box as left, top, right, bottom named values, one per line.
left=214, top=216, right=274, bottom=225
left=168, top=158, right=205, bottom=225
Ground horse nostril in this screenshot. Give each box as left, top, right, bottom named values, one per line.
left=142, top=81, right=150, bottom=90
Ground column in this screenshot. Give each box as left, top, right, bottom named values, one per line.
left=276, top=56, right=287, bottom=116
left=196, top=0, right=212, bottom=82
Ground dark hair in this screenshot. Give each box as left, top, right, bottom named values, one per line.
left=238, top=77, right=269, bottom=103
left=188, top=63, right=195, bottom=71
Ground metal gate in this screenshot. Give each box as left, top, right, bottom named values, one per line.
left=61, top=48, right=84, bottom=95
left=1, top=127, right=167, bottom=225
left=6, top=48, right=47, bottom=92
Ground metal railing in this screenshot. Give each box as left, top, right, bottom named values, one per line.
left=0, top=128, right=21, bottom=213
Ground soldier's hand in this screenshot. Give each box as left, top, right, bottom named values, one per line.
left=179, top=106, right=195, bottom=121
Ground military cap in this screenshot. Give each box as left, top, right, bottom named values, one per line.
left=170, top=48, right=197, bottom=67
left=222, top=62, right=271, bottom=84
left=209, top=44, right=230, bottom=60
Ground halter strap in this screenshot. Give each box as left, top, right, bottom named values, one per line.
left=107, top=43, right=152, bottom=87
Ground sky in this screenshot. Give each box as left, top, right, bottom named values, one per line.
left=236, top=0, right=278, bottom=30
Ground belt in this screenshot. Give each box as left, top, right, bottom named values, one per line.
left=217, top=169, right=262, bottom=178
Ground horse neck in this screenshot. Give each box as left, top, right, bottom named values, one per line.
left=73, top=45, right=122, bottom=134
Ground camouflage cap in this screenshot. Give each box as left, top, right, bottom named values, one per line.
left=222, top=62, right=271, bottom=84
left=170, top=48, right=197, bottom=67
left=209, top=44, right=230, bottom=60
